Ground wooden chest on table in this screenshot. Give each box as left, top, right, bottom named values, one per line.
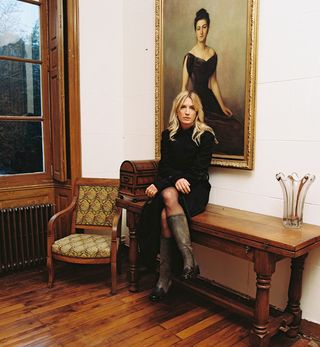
left=119, top=160, right=159, bottom=201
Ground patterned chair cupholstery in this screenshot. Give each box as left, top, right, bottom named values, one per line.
left=47, top=178, right=122, bottom=294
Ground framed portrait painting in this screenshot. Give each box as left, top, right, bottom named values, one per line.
left=155, top=0, right=259, bottom=169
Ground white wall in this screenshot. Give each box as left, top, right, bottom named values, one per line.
left=79, top=0, right=125, bottom=178
left=79, top=0, right=320, bottom=323
left=123, top=0, right=155, bottom=160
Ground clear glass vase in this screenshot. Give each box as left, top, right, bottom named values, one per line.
left=276, top=172, right=315, bottom=228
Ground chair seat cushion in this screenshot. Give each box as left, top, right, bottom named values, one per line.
left=52, top=234, right=111, bottom=258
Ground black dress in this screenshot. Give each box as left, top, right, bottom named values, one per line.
left=184, top=53, right=244, bottom=155
left=137, top=127, right=214, bottom=271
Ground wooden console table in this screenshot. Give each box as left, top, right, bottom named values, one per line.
left=116, top=198, right=320, bottom=346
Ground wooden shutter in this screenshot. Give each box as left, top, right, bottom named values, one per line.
left=48, top=0, right=67, bottom=182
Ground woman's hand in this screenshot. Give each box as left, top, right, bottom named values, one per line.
left=145, top=184, right=158, bottom=198
left=175, top=178, right=191, bottom=194
left=222, top=105, right=233, bottom=117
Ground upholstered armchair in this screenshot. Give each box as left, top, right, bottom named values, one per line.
left=47, top=178, right=122, bottom=294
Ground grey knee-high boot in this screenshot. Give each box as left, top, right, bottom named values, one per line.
left=149, top=237, right=173, bottom=302
left=167, top=214, right=199, bottom=280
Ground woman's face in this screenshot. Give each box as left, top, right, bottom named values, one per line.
left=195, top=19, right=209, bottom=43
left=177, top=97, right=197, bottom=130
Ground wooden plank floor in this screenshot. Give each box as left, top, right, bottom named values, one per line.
left=0, top=263, right=319, bottom=347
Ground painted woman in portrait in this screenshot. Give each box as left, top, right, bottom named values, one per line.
left=182, top=8, right=244, bottom=155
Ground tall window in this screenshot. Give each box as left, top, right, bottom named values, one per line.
left=0, top=0, right=50, bottom=176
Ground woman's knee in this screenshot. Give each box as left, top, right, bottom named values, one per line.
left=161, top=187, right=179, bottom=207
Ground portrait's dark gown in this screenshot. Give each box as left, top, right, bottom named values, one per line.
left=184, top=53, right=244, bottom=155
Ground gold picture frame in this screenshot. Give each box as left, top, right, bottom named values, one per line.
left=155, top=0, right=259, bottom=169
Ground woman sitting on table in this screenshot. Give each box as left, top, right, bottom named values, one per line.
left=138, top=90, right=217, bottom=302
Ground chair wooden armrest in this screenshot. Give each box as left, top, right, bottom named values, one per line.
left=112, top=207, right=122, bottom=242
left=111, top=208, right=122, bottom=258
left=47, top=197, right=77, bottom=243
left=111, top=207, right=123, bottom=290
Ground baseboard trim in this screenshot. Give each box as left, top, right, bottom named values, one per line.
left=301, top=319, right=320, bottom=341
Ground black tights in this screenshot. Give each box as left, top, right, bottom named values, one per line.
left=160, top=187, right=184, bottom=238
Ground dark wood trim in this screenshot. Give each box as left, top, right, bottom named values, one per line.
left=20, top=0, right=42, bottom=5
left=49, top=0, right=67, bottom=182
left=66, top=0, right=82, bottom=181
left=41, top=0, right=53, bottom=178
left=0, top=183, right=55, bottom=209
left=0, top=116, right=43, bottom=121
left=0, top=55, right=42, bottom=64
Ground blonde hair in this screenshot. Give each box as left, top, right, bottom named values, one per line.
left=167, top=91, right=215, bottom=145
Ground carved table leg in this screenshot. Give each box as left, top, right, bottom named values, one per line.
left=250, top=250, right=276, bottom=347
left=286, top=254, right=308, bottom=338
left=127, top=211, right=139, bottom=292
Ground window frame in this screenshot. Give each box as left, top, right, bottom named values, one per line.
left=0, top=0, right=52, bottom=185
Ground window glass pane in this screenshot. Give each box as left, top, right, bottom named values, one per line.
left=0, top=0, right=40, bottom=60
left=0, top=60, right=41, bottom=116
left=0, top=121, right=44, bottom=175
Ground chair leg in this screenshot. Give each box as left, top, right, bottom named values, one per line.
left=47, top=255, right=55, bottom=288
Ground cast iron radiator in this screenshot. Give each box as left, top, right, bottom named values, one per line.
left=0, top=204, right=54, bottom=274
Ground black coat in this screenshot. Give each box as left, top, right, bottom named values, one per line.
left=138, top=127, right=215, bottom=270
